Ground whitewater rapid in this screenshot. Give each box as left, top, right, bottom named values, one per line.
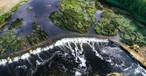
left=0, top=37, right=145, bottom=76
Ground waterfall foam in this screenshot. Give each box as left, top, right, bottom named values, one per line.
left=0, top=37, right=145, bottom=76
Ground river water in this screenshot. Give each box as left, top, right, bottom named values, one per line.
left=0, top=37, right=146, bottom=76
left=0, top=0, right=146, bottom=76
left=1, top=0, right=66, bottom=37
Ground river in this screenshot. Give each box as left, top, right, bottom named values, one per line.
left=0, top=0, right=146, bottom=76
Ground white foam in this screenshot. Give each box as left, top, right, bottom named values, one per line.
left=34, top=48, right=42, bottom=54
left=13, top=57, right=20, bottom=62
left=21, top=53, right=30, bottom=60
left=36, top=60, right=41, bottom=65
left=79, top=57, right=86, bottom=67
left=75, top=71, right=82, bottom=76
left=55, top=37, right=108, bottom=47
left=134, top=65, right=146, bottom=75
left=0, top=59, right=7, bottom=66
left=0, top=37, right=108, bottom=65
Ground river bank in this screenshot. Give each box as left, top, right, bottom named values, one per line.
left=0, top=0, right=28, bottom=28
left=0, top=0, right=20, bottom=15
left=112, top=40, right=146, bottom=67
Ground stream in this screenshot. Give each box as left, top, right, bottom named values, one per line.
left=0, top=0, right=146, bottom=76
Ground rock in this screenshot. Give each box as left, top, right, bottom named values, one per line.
left=107, top=72, right=123, bottom=76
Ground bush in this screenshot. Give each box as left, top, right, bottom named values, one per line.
left=95, top=10, right=119, bottom=36
left=104, top=0, right=146, bottom=24
left=116, top=16, right=146, bottom=46
left=94, top=8, right=146, bottom=46
left=49, top=0, right=98, bottom=33
left=95, top=18, right=118, bottom=36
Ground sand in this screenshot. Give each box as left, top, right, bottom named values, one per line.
left=0, top=0, right=20, bottom=15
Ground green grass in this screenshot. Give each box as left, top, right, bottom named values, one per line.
left=0, top=0, right=28, bottom=28
left=95, top=8, right=146, bottom=46
left=104, top=0, right=146, bottom=24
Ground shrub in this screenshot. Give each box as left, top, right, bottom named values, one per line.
left=49, top=0, right=98, bottom=33
left=104, top=0, right=146, bottom=24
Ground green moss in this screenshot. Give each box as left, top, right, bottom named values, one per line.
left=49, top=0, right=98, bottom=33
left=8, top=18, right=23, bottom=30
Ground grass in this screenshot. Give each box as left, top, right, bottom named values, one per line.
left=104, top=0, right=146, bottom=24
left=94, top=4, right=146, bottom=47
left=0, top=0, right=28, bottom=28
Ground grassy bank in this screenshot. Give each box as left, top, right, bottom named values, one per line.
left=95, top=9, right=146, bottom=46
left=104, top=0, right=146, bottom=24
left=0, top=0, right=28, bottom=28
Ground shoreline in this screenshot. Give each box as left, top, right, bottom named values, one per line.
left=0, top=0, right=28, bottom=28
left=112, top=39, right=146, bottom=67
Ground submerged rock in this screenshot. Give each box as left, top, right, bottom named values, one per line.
left=8, top=18, right=23, bottom=30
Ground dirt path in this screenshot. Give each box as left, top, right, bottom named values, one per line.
left=0, top=0, right=20, bottom=15
left=112, top=39, right=146, bottom=66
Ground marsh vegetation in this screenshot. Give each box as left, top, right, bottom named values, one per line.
left=49, top=0, right=146, bottom=48
left=0, top=0, right=145, bottom=70
left=0, top=0, right=146, bottom=76
left=0, top=0, right=28, bottom=28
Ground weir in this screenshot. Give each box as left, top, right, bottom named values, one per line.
left=0, top=37, right=146, bottom=76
